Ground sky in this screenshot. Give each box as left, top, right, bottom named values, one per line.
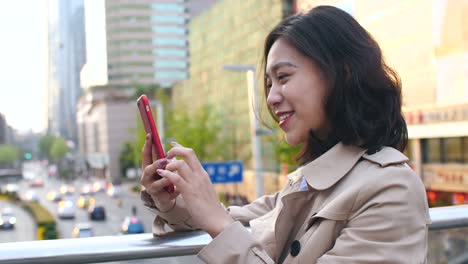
left=0, top=1, right=47, bottom=133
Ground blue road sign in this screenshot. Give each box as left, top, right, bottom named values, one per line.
left=201, top=161, right=243, bottom=184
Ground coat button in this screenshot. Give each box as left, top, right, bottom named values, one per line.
left=290, top=240, right=301, bottom=257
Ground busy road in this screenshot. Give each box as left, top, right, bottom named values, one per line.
left=1, top=163, right=200, bottom=263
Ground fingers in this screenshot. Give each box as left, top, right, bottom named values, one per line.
left=157, top=169, right=189, bottom=192
left=140, top=158, right=168, bottom=187
left=164, top=159, right=193, bottom=182
left=141, top=134, right=153, bottom=169
left=145, top=177, right=180, bottom=198
left=166, top=142, right=203, bottom=171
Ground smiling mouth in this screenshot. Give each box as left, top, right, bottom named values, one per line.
left=278, top=112, right=294, bottom=128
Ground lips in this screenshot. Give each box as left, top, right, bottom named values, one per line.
left=277, top=111, right=294, bottom=129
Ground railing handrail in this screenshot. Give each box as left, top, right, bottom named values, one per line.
left=0, top=205, right=467, bottom=264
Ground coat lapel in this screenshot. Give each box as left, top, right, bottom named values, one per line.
left=302, top=142, right=367, bottom=190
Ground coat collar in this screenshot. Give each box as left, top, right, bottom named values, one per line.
left=301, top=142, right=409, bottom=190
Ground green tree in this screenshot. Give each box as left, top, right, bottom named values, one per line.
left=38, top=135, right=56, bottom=160
left=0, top=144, right=19, bottom=166
left=132, top=84, right=170, bottom=101
left=119, top=142, right=138, bottom=177
left=168, top=104, right=229, bottom=162
left=49, top=138, right=69, bottom=162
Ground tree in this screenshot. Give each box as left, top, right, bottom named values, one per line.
left=167, top=104, right=230, bottom=162
left=38, top=135, right=56, bottom=160
left=0, top=144, right=19, bottom=166
left=119, top=142, right=138, bottom=177
left=49, top=138, right=69, bottom=162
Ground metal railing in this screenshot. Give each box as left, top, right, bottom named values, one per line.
left=0, top=205, right=467, bottom=264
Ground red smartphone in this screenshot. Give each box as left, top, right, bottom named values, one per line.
left=137, top=94, right=175, bottom=193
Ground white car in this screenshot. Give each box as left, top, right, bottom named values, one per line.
left=57, top=200, right=76, bottom=219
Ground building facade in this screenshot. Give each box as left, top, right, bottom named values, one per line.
left=76, top=87, right=138, bottom=181
left=171, top=0, right=291, bottom=200
left=105, top=0, right=216, bottom=87
left=47, top=0, right=86, bottom=143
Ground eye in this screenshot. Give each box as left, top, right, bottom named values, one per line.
left=277, top=74, right=288, bottom=83
left=265, top=77, right=272, bottom=89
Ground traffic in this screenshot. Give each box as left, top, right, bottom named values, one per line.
left=0, top=161, right=156, bottom=241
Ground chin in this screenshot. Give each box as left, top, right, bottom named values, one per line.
left=285, top=134, right=302, bottom=146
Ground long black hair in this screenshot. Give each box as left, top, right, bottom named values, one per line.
left=263, top=6, right=407, bottom=165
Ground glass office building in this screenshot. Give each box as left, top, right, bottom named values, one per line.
left=105, top=0, right=215, bottom=87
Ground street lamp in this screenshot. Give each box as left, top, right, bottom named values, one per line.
left=223, top=64, right=264, bottom=198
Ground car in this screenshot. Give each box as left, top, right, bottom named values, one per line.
left=92, top=181, right=107, bottom=193
left=59, top=185, right=75, bottom=195
left=106, top=184, right=122, bottom=198
left=46, top=191, right=62, bottom=202
left=120, top=216, right=144, bottom=234
left=77, top=195, right=95, bottom=209
left=72, top=223, right=93, bottom=238
left=57, top=200, right=76, bottom=219
left=28, top=178, right=44, bottom=188
left=23, top=190, right=39, bottom=202
left=80, top=184, right=92, bottom=195
left=0, top=208, right=16, bottom=230
left=88, top=205, right=106, bottom=221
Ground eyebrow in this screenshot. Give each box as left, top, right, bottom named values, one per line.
left=265, top=61, right=298, bottom=77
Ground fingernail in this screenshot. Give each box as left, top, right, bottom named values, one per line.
left=156, top=169, right=164, bottom=174
left=146, top=133, right=150, bottom=139
left=171, top=141, right=179, bottom=146
left=159, top=158, right=168, bottom=166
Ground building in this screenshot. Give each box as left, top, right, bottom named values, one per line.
left=77, top=0, right=217, bottom=182
left=0, top=113, right=6, bottom=145
left=171, top=0, right=291, bottom=200
left=296, top=0, right=468, bottom=205
left=104, top=0, right=216, bottom=87
left=47, top=0, right=86, bottom=143
left=76, top=87, right=137, bottom=181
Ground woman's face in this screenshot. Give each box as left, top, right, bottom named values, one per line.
left=266, top=37, right=330, bottom=145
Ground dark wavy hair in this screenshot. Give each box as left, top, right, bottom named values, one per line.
left=263, top=5, right=408, bottom=165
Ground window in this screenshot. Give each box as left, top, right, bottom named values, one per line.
left=444, top=137, right=463, bottom=163
left=152, top=26, right=186, bottom=35
left=151, top=15, right=186, bottom=24
left=93, top=123, right=100, bottom=152
left=422, top=138, right=442, bottom=163
left=153, top=38, right=186, bottom=46
left=151, top=3, right=185, bottom=12
left=154, top=71, right=187, bottom=79
left=154, top=60, right=187, bottom=68
left=153, top=49, right=187, bottom=57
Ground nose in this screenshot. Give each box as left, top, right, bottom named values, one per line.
left=266, top=84, right=282, bottom=108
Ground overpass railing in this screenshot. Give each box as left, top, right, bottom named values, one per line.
left=0, top=205, right=467, bottom=264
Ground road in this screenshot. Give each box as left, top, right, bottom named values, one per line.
left=7, top=162, right=200, bottom=263
left=0, top=199, right=36, bottom=243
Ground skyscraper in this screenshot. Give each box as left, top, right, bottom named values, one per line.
left=47, top=0, right=86, bottom=143
left=105, top=0, right=216, bottom=87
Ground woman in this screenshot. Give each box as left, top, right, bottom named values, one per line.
left=140, top=5, right=430, bottom=263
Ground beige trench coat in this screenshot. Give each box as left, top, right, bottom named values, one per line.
left=141, top=143, right=431, bottom=263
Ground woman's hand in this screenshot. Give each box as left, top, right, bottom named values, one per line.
left=156, top=142, right=235, bottom=238
left=140, top=134, right=180, bottom=212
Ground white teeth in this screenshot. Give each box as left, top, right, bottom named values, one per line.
left=279, top=113, right=292, bottom=121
